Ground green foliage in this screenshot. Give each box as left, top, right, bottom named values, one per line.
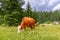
left=0, top=15, right=4, bottom=24
left=0, top=0, right=25, bottom=26
left=36, top=11, right=60, bottom=23
left=0, top=0, right=60, bottom=26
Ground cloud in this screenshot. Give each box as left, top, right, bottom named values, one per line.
left=47, top=0, right=60, bottom=7
left=22, top=0, right=47, bottom=11
left=52, top=4, right=60, bottom=11
left=22, top=0, right=60, bottom=11
left=22, top=0, right=28, bottom=9
left=22, top=0, right=46, bottom=8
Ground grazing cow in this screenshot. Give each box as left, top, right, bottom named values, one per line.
left=18, top=17, right=36, bottom=33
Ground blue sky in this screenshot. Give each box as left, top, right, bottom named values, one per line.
left=22, top=0, right=60, bottom=11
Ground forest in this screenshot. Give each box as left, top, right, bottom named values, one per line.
left=0, top=0, right=60, bottom=26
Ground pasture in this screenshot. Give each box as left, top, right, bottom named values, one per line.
left=0, top=24, right=60, bottom=40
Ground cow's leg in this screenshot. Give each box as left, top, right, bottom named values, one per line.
left=30, top=26, right=35, bottom=29
left=23, top=26, right=26, bottom=29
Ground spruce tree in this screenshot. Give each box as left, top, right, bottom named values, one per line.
left=26, top=2, right=32, bottom=17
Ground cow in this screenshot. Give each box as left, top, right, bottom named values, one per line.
left=17, top=17, right=36, bottom=33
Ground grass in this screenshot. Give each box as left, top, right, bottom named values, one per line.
left=0, top=24, right=60, bottom=40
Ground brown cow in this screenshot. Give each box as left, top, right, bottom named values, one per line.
left=17, top=17, right=36, bottom=33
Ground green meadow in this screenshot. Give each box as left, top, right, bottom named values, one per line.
left=0, top=24, right=60, bottom=40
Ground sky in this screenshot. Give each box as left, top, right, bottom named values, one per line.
left=22, top=0, right=60, bottom=12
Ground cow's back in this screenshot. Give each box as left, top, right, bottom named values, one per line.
left=21, top=17, right=35, bottom=27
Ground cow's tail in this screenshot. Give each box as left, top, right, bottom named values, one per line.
left=35, top=22, right=39, bottom=26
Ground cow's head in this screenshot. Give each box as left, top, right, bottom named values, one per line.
left=17, top=25, right=21, bottom=33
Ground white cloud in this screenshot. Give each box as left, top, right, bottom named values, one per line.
left=48, top=0, right=60, bottom=6
left=22, top=0, right=60, bottom=11
left=22, top=0, right=46, bottom=9
left=22, top=0, right=28, bottom=9
left=52, top=4, right=60, bottom=11
left=39, top=0, right=46, bottom=6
